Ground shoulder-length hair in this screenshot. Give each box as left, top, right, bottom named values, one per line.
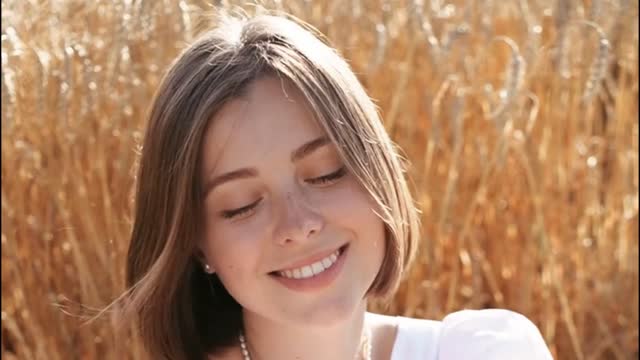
left=120, top=11, right=421, bottom=360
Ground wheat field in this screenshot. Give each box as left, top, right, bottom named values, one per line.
left=1, top=0, right=638, bottom=359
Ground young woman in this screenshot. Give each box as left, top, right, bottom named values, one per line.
left=120, top=12, right=554, bottom=360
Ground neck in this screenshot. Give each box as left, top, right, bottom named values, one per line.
left=240, top=302, right=368, bottom=360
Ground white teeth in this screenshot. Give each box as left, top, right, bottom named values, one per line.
left=278, top=249, right=341, bottom=279
left=311, top=263, right=324, bottom=275
left=301, top=266, right=313, bottom=278
left=293, top=268, right=302, bottom=279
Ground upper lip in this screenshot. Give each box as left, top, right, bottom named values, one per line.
left=271, top=243, right=347, bottom=273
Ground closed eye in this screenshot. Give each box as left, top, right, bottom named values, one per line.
left=306, top=167, right=346, bottom=186
left=219, top=167, right=346, bottom=220
left=221, top=198, right=262, bottom=219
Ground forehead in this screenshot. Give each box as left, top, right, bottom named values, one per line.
left=201, top=77, right=325, bottom=176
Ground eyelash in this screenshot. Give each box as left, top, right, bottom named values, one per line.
left=307, top=166, right=346, bottom=186
left=221, top=198, right=262, bottom=219
left=220, top=167, right=347, bottom=219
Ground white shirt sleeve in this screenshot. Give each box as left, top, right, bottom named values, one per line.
left=437, top=309, right=554, bottom=360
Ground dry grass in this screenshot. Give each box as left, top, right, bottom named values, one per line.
left=1, top=0, right=638, bottom=359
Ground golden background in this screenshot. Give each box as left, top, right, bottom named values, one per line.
left=2, top=1, right=638, bottom=359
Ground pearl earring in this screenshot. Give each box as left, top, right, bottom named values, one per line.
left=204, top=264, right=213, bottom=273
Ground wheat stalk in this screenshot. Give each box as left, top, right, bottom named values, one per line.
left=2, top=2, right=638, bottom=358
left=581, top=21, right=611, bottom=103
left=410, top=0, right=441, bottom=66
left=488, top=36, right=527, bottom=122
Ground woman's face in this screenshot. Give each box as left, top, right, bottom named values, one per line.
left=199, top=76, right=385, bottom=327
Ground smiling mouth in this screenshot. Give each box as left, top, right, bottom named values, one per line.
left=270, top=244, right=348, bottom=280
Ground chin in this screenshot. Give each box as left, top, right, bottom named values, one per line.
left=283, top=293, right=365, bottom=329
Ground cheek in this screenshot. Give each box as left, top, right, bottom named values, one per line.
left=204, top=232, right=262, bottom=302
left=203, top=223, right=263, bottom=278
left=318, top=181, right=383, bottom=230
left=334, top=182, right=387, bottom=253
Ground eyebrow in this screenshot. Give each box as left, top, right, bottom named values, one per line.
left=290, top=136, right=330, bottom=162
left=204, top=136, right=330, bottom=196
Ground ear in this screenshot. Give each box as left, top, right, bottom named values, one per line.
left=194, top=248, right=215, bottom=274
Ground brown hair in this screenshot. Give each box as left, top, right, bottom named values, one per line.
left=120, top=11, right=421, bottom=359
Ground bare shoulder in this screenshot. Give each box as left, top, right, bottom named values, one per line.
left=365, top=311, right=401, bottom=339
left=365, top=312, right=399, bottom=360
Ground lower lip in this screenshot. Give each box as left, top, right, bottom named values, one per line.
left=270, top=245, right=349, bottom=292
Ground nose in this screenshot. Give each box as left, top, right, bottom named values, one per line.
left=273, top=190, right=324, bottom=246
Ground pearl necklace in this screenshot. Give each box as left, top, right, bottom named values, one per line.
left=238, top=326, right=372, bottom=360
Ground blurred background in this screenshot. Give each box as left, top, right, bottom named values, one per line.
left=1, top=0, right=638, bottom=359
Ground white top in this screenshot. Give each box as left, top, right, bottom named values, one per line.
left=389, top=309, right=554, bottom=360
